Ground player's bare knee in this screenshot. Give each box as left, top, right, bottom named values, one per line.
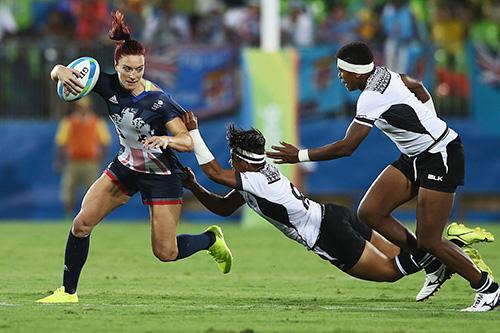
left=153, top=247, right=179, bottom=262
left=72, top=218, right=94, bottom=237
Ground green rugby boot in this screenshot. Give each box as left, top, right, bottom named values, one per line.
left=36, top=287, right=78, bottom=304
left=463, top=246, right=494, bottom=279
left=445, top=222, right=494, bottom=246
left=206, top=225, right=233, bottom=274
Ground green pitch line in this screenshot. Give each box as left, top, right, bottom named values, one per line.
left=0, top=221, right=499, bottom=333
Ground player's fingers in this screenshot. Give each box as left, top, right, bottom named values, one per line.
left=143, top=137, right=154, bottom=144
left=63, top=83, right=78, bottom=95
left=68, top=77, right=84, bottom=90
left=265, top=151, right=281, bottom=158
left=70, top=68, right=82, bottom=79
left=270, top=145, right=286, bottom=152
left=280, top=141, right=292, bottom=147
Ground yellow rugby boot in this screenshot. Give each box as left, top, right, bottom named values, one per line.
left=463, top=246, right=494, bottom=279
left=36, top=287, right=78, bottom=304
left=446, top=222, right=494, bottom=246
left=206, top=225, right=233, bottom=274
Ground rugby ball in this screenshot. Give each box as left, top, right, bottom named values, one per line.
left=57, top=57, right=100, bottom=102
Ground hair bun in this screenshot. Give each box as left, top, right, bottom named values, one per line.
left=109, top=10, right=131, bottom=42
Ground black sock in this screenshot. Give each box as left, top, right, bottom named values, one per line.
left=175, top=231, right=215, bottom=261
left=423, top=258, right=442, bottom=274
left=63, top=230, right=90, bottom=295
left=412, top=250, right=435, bottom=270
left=395, top=250, right=422, bottom=275
left=472, top=271, right=497, bottom=292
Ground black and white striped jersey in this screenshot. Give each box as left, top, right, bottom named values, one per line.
left=236, top=163, right=323, bottom=249
left=354, top=67, right=457, bottom=157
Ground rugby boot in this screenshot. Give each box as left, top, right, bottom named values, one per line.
left=36, top=286, right=78, bottom=303
left=206, top=225, right=233, bottom=274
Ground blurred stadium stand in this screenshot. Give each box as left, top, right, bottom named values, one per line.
left=1, top=0, right=499, bottom=220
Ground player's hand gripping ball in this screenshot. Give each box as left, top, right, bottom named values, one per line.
left=57, top=57, right=100, bottom=101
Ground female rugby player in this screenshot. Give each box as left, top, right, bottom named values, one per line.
left=37, top=11, right=232, bottom=304
left=266, top=42, right=499, bottom=312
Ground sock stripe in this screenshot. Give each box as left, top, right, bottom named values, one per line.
left=418, top=254, right=434, bottom=268
left=394, top=256, right=408, bottom=276
left=476, top=276, right=493, bottom=293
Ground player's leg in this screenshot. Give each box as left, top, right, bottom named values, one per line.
left=369, top=231, right=400, bottom=259
left=416, top=138, right=499, bottom=310
left=357, top=165, right=418, bottom=253
left=347, top=209, right=400, bottom=259
left=145, top=174, right=232, bottom=273
left=37, top=172, right=131, bottom=303
left=316, top=204, right=422, bottom=282
left=416, top=188, right=499, bottom=310
left=149, top=203, right=182, bottom=261
left=346, top=241, right=401, bottom=282
left=346, top=240, right=425, bottom=282
left=148, top=204, right=232, bottom=273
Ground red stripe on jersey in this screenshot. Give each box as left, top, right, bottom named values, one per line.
left=103, top=170, right=130, bottom=196
left=122, top=153, right=131, bottom=165
left=147, top=152, right=170, bottom=174
left=130, top=148, right=146, bottom=172
left=143, top=199, right=183, bottom=205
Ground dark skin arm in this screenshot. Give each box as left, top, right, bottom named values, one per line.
left=266, top=121, right=371, bottom=164
left=181, top=111, right=241, bottom=189
left=182, top=167, right=245, bottom=217
left=400, top=74, right=431, bottom=103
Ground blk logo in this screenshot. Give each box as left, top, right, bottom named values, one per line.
left=427, top=174, right=443, bottom=182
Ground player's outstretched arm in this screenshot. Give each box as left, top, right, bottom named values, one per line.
left=182, top=111, right=241, bottom=189
left=182, top=166, right=245, bottom=216
left=266, top=121, right=371, bottom=164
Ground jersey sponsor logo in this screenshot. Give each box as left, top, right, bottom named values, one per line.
left=152, top=100, right=164, bottom=111
left=427, top=174, right=443, bottom=182
left=109, top=95, right=118, bottom=104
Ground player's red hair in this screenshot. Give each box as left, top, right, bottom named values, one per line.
left=108, top=10, right=145, bottom=64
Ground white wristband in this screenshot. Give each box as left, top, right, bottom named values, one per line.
left=298, top=149, right=310, bottom=162
left=189, top=129, right=215, bottom=165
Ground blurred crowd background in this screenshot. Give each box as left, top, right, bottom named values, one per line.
left=1, top=0, right=500, bottom=221
left=1, top=0, right=499, bottom=118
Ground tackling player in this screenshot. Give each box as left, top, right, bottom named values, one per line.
left=179, top=112, right=452, bottom=286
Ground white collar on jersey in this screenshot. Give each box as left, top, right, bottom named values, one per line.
left=337, top=58, right=374, bottom=74
left=232, top=147, right=266, bottom=164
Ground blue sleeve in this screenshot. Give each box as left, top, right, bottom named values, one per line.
left=167, top=95, right=187, bottom=117
left=160, top=95, right=187, bottom=123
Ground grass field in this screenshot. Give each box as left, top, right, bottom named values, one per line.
left=0, top=221, right=499, bottom=333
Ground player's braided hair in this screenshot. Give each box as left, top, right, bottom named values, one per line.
left=336, top=42, right=374, bottom=65
left=227, top=123, right=266, bottom=155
